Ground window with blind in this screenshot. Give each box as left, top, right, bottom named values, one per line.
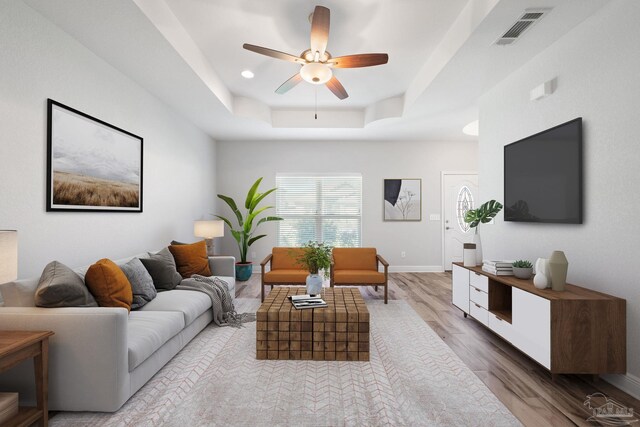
left=276, top=174, right=362, bottom=247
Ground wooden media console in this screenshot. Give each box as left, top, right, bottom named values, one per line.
left=452, top=263, right=626, bottom=375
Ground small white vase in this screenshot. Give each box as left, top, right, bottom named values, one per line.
left=533, top=258, right=550, bottom=289
left=473, top=233, right=483, bottom=266
left=306, top=273, right=323, bottom=295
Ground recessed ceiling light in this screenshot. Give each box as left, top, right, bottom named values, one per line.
left=463, top=120, right=479, bottom=136
left=241, top=70, right=254, bottom=79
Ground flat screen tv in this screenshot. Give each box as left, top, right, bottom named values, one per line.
left=504, top=118, right=583, bottom=223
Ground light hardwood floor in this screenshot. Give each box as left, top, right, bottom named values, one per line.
left=238, top=272, right=639, bottom=427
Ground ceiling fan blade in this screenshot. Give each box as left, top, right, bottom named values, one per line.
left=326, top=76, right=348, bottom=100
left=310, top=6, right=330, bottom=58
left=243, top=44, right=305, bottom=64
left=328, top=53, right=389, bottom=68
left=275, top=73, right=303, bottom=94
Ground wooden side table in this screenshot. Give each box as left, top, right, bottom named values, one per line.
left=0, top=331, right=54, bottom=427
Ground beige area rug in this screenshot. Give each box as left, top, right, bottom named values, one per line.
left=51, top=299, right=521, bottom=427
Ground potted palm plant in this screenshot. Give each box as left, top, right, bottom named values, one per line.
left=295, top=241, right=332, bottom=295
left=215, top=178, right=283, bottom=281
left=464, top=199, right=503, bottom=265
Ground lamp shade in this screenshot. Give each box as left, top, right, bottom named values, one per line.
left=0, top=230, right=18, bottom=284
left=194, top=220, right=224, bottom=239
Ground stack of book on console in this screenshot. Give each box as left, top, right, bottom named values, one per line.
left=482, top=260, right=514, bottom=276
left=288, top=294, right=328, bottom=310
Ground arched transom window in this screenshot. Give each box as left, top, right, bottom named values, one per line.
left=456, top=186, right=474, bottom=233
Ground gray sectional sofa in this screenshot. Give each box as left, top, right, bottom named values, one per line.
left=0, top=252, right=236, bottom=412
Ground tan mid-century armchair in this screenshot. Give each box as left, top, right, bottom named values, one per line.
left=330, top=248, right=389, bottom=304
left=260, top=247, right=307, bottom=302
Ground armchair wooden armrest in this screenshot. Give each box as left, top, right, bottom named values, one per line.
left=260, top=253, right=272, bottom=278
left=260, top=253, right=273, bottom=268
left=376, top=254, right=389, bottom=268
left=330, top=256, right=335, bottom=286
left=260, top=253, right=273, bottom=302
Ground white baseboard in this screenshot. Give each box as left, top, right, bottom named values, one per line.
left=387, top=265, right=444, bottom=273
left=251, top=265, right=445, bottom=273
left=602, top=373, right=640, bottom=400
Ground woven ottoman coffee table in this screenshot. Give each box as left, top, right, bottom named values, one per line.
left=256, top=287, right=370, bottom=361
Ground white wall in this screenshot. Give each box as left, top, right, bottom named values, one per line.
left=478, top=0, right=640, bottom=396
left=216, top=139, right=477, bottom=270
left=0, top=2, right=217, bottom=278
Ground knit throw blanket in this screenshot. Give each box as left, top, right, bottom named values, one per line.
left=176, top=275, right=255, bottom=328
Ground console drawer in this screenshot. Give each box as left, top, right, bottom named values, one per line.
left=469, top=302, right=488, bottom=326
left=470, top=272, right=489, bottom=292
left=488, top=312, right=514, bottom=343
left=469, top=286, right=488, bottom=309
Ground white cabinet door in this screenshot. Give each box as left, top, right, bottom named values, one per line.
left=512, top=288, right=551, bottom=369
left=452, top=264, right=470, bottom=314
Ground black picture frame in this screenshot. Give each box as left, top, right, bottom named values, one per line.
left=46, top=99, right=143, bottom=212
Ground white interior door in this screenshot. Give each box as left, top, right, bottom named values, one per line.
left=442, top=173, right=478, bottom=270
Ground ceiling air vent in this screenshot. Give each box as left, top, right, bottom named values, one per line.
left=494, top=8, right=551, bottom=46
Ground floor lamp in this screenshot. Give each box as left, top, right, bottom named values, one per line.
left=194, top=220, right=224, bottom=257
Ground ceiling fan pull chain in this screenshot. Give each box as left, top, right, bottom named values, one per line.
left=315, top=88, right=318, bottom=120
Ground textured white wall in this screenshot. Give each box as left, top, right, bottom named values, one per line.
left=215, top=139, right=477, bottom=270
left=478, top=0, right=640, bottom=394
left=0, top=2, right=217, bottom=278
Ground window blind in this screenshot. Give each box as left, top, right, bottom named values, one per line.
left=276, top=174, right=362, bottom=247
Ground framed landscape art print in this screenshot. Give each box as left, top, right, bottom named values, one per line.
left=46, top=99, right=143, bottom=212
left=383, top=178, right=421, bottom=221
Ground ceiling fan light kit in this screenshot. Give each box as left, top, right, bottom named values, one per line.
left=243, top=5, right=389, bottom=100
left=300, top=62, right=332, bottom=84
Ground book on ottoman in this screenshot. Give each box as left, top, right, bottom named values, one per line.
left=288, top=294, right=328, bottom=309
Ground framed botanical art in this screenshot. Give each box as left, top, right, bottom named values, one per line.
left=46, top=99, right=143, bottom=212
left=384, top=178, right=421, bottom=221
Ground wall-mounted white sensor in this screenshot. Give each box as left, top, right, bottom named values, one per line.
left=530, top=79, right=555, bottom=101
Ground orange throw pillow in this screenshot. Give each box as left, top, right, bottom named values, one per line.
left=169, top=240, right=212, bottom=279
left=85, top=259, right=133, bottom=311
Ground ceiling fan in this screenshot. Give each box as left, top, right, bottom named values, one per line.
left=243, top=5, right=389, bottom=100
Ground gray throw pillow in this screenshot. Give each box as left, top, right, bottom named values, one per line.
left=140, top=247, right=182, bottom=291
left=35, top=261, right=98, bottom=308
left=120, top=258, right=157, bottom=309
